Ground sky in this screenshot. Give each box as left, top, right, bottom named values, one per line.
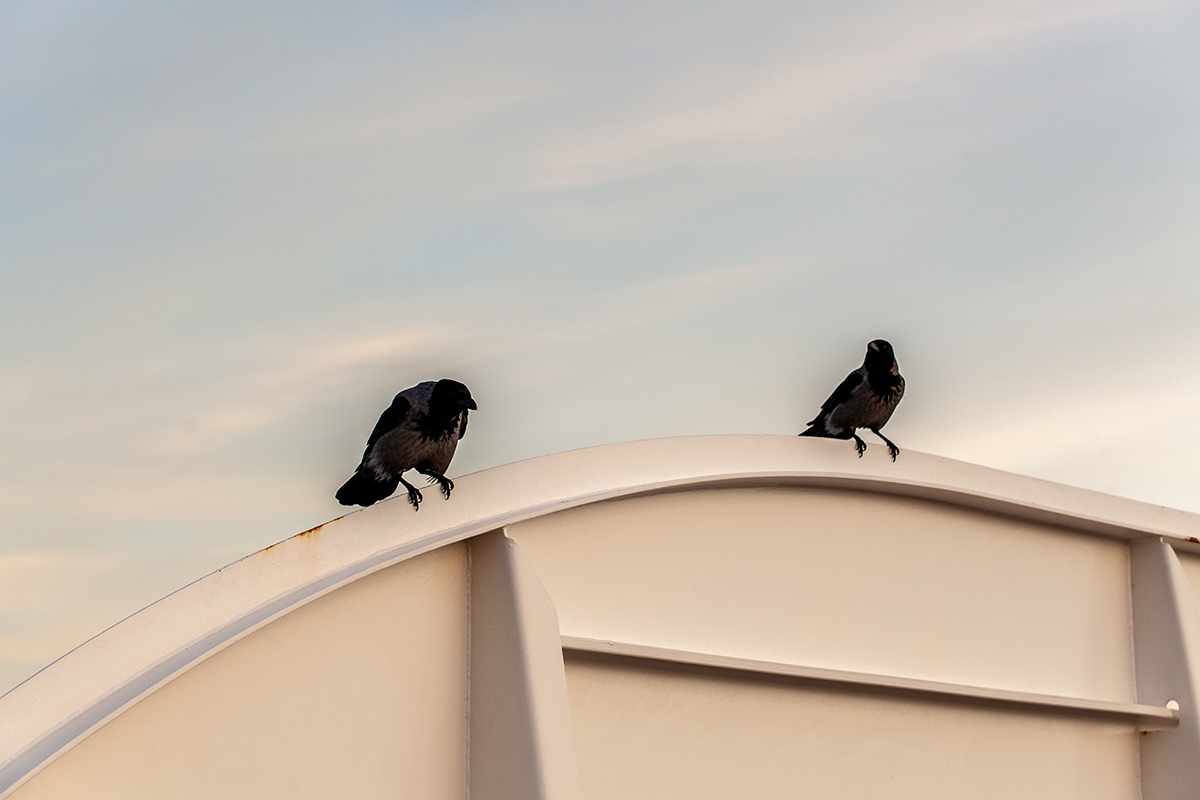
left=1, top=0, right=1198, bottom=696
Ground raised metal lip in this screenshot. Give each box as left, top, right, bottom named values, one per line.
left=561, top=636, right=1181, bottom=730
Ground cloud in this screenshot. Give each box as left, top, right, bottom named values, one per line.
left=533, top=0, right=1173, bottom=187
left=0, top=550, right=121, bottom=617
left=475, top=261, right=792, bottom=356
left=252, top=86, right=544, bottom=156
left=143, top=405, right=278, bottom=456
left=0, top=324, right=456, bottom=526
left=924, top=383, right=1200, bottom=475
left=142, top=328, right=448, bottom=457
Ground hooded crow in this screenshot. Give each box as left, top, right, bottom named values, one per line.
left=799, top=339, right=905, bottom=460
left=336, top=379, right=477, bottom=509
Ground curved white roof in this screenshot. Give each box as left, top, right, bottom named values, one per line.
left=3, top=436, right=1200, bottom=800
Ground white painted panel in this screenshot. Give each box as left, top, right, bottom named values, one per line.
left=510, top=487, right=1135, bottom=701
left=9, top=544, right=469, bottom=800
left=564, top=656, right=1140, bottom=800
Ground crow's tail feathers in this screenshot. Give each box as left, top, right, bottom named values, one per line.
left=798, top=416, right=829, bottom=437
left=799, top=417, right=849, bottom=439
left=336, top=470, right=400, bottom=507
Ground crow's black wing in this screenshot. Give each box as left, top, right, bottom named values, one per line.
left=365, top=395, right=412, bottom=449
left=807, top=370, right=863, bottom=425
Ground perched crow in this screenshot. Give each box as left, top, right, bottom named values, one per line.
left=337, top=379, right=477, bottom=509
left=799, top=339, right=905, bottom=460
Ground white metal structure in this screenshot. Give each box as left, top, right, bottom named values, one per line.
left=2, top=436, right=1200, bottom=799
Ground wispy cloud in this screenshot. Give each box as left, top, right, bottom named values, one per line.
left=254, top=87, right=544, bottom=156
left=142, top=328, right=449, bottom=457
left=143, top=405, right=278, bottom=456
left=924, top=383, right=1200, bottom=474
left=0, top=324, right=456, bottom=525
left=477, top=261, right=792, bottom=356
left=534, top=0, right=1172, bottom=187
left=0, top=551, right=120, bottom=616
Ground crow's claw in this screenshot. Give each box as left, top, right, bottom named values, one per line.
left=405, top=486, right=423, bottom=510
left=418, top=471, right=454, bottom=499
left=871, top=429, right=900, bottom=462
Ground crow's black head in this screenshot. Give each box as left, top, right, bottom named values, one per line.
left=864, top=339, right=897, bottom=372
left=429, top=379, right=478, bottom=418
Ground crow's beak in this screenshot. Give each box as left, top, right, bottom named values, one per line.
left=462, top=398, right=478, bottom=410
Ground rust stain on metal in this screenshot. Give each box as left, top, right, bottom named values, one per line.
left=263, top=522, right=327, bottom=554
left=296, top=522, right=326, bottom=539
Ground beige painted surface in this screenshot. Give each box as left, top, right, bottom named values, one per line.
left=563, top=655, right=1140, bottom=800
left=10, top=544, right=470, bottom=800
left=4, top=438, right=1200, bottom=800
left=8, top=436, right=1200, bottom=800
left=509, top=486, right=1136, bottom=701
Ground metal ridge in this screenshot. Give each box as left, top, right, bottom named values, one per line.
left=562, top=636, right=1181, bottom=730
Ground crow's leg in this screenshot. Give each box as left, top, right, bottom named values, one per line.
left=418, top=468, right=454, bottom=499
left=398, top=476, right=424, bottom=510
left=871, top=428, right=899, bottom=461
left=851, top=433, right=867, bottom=457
